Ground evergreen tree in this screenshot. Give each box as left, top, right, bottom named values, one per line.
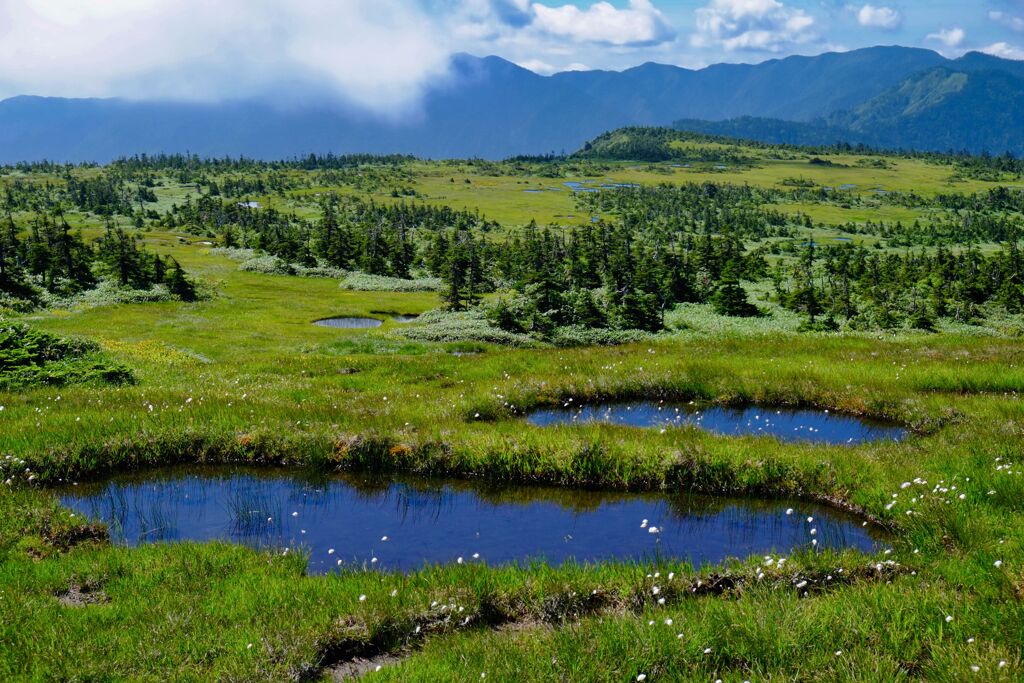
left=165, top=259, right=197, bottom=302
left=711, top=260, right=761, bottom=317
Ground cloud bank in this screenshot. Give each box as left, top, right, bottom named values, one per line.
left=0, top=0, right=456, bottom=111
left=0, top=0, right=685, bottom=106
left=2, top=1, right=1018, bottom=108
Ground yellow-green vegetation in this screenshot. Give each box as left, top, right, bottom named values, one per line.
left=2, top=136, right=1024, bottom=680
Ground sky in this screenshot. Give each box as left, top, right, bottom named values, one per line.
left=0, top=0, right=1021, bottom=111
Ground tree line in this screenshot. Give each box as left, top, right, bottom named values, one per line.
left=0, top=211, right=196, bottom=309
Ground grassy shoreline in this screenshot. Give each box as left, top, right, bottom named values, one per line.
left=2, top=324, right=1022, bottom=678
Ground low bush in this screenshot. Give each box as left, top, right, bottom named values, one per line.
left=339, top=272, right=443, bottom=292
left=400, top=309, right=537, bottom=346
left=0, top=324, right=135, bottom=390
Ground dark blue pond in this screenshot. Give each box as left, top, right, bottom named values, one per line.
left=314, top=317, right=383, bottom=329
left=527, top=402, right=907, bottom=445
left=58, top=468, right=884, bottom=574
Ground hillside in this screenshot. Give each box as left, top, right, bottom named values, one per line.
left=675, top=67, right=1024, bottom=155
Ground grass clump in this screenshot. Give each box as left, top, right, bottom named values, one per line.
left=339, top=272, right=443, bottom=292
left=237, top=254, right=348, bottom=279
left=215, top=247, right=442, bottom=291
left=0, top=324, right=134, bottom=390
left=400, top=309, right=537, bottom=346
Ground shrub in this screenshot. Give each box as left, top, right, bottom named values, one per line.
left=0, top=324, right=135, bottom=389
left=216, top=247, right=440, bottom=291
left=549, top=325, right=655, bottom=347
left=399, top=309, right=537, bottom=346
left=339, top=273, right=443, bottom=292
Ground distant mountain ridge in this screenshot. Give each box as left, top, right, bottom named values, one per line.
left=675, top=66, right=1024, bottom=155
left=1, top=46, right=1022, bottom=163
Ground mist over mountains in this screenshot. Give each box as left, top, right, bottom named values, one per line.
left=1, top=46, right=1022, bottom=163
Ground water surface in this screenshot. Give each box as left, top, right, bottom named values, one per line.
left=527, top=401, right=906, bottom=445
left=59, top=468, right=884, bottom=574
left=314, top=317, right=383, bottom=329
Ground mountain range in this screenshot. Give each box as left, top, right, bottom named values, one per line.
left=1, top=46, right=1022, bottom=163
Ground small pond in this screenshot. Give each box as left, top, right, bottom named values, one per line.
left=59, top=468, right=884, bottom=574
left=564, top=181, right=599, bottom=193
left=526, top=402, right=907, bottom=445
left=314, top=317, right=383, bottom=329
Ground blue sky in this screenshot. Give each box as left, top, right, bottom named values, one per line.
left=0, top=0, right=1020, bottom=108
left=447, top=0, right=1024, bottom=73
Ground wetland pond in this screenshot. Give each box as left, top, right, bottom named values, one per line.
left=314, top=317, right=383, bottom=329
left=527, top=402, right=907, bottom=445
left=315, top=313, right=420, bottom=327
left=59, top=468, right=884, bottom=574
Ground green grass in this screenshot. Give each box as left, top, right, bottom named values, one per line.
left=2, top=152, right=1024, bottom=680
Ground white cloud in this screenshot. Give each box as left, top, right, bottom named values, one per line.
left=693, top=0, right=816, bottom=52
left=989, top=11, right=1024, bottom=33
left=857, top=5, right=902, bottom=31
left=530, top=0, right=675, bottom=47
left=517, top=58, right=559, bottom=74
left=0, top=0, right=453, bottom=111
left=980, top=42, right=1024, bottom=60
left=926, top=27, right=965, bottom=48
left=517, top=58, right=590, bottom=74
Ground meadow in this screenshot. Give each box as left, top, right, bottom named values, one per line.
left=2, top=136, right=1024, bottom=681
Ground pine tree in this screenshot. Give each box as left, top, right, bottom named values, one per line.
left=165, top=259, right=197, bottom=302
left=711, top=260, right=760, bottom=317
